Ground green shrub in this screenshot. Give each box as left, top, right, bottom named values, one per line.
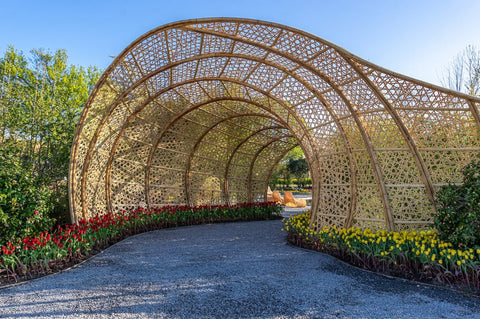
left=434, top=160, right=480, bottom=248
left=0, top=149, right=54, bottom=244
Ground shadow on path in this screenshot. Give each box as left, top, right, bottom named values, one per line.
left=0, top=220, right=479, bottom=318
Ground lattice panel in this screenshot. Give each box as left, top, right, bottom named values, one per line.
left=388, top=186, right=434, bottom=229
left=149, top=186, right=186, bottom=208
left=376, top=151, right=421, bottom=185
left=353, top=185, right=387, bottom=230
left=422, top=150, right=480, bottom=184
left=70, top=18, right=480, bottom=232
left=312, top=185, right=350, bottom=228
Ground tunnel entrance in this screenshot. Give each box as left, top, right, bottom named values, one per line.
left=69, top=18, right=480, bottom=231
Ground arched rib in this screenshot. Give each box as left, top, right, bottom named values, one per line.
left=467, top=100, right=480, bottom=132
left=183, top=113, right=281, bottom=206
left=182, top=26, right=392, bottom=229
left=78, top=52, right=348, bottom=218
left=246, top=136, right=295, bottom=202
left=262, top=144, right=300, bottom=202
left=222, top=126, right=289, bottom=204
left=144, top=95, right=305, bottom=211
left=340, top=56, right=438, bottom=218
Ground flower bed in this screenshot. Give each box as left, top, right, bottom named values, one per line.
left=283, top=211, right=480, bottom=294
left=0, top=202, right=281, bottom=286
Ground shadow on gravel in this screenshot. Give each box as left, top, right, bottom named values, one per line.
left=0, top=220, right=479, bottom=318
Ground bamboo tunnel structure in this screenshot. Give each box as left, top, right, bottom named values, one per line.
left=69, top=18, right=480, bottom=231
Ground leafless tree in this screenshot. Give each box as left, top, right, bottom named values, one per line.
left=441, top=45, right=480, bottom=96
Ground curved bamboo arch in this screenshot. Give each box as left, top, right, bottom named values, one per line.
left=69, top=18, right=480, bottom=231
left=183, top=113, right=286, bottom=206
left=223, top=126, right=293, bottom=204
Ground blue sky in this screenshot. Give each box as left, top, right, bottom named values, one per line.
left=1, top=0, right=479, bottom=86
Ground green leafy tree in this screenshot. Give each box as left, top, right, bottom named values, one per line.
left=287, top=158, right=309, bottom=188
left=269, top=146, right=305, bottom=189
left=0, top=46, right=101, bottom=229
left=0, top=148, right=53, bottom=242
left=283, top=146, right=304, bottom=162
left=279, top=165, right=292, bottom=189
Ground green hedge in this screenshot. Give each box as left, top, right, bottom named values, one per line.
left=435, top=159, right=480, bottom=248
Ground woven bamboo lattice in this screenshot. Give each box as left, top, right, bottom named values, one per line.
left=69, top=18, right=480, bottom=231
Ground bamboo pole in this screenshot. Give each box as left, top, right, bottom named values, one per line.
left=69, top=18, right=480, bottom=231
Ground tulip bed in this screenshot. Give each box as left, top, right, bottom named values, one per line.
left=283, top=211, right=480, bottom=294
left=0, top=202, right=281, bottom=286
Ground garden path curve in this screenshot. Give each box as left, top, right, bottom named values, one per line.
left=0, top=218, right=479, bottom=318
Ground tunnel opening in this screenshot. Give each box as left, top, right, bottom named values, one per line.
left=69, top=18, right=480, bottom=231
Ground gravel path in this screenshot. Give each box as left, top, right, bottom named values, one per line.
left=0, top=219, right=479, bottom=318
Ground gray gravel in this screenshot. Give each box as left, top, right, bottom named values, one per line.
left=0, top=219, right=479, bottom=318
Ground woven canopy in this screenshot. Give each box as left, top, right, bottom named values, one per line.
left=69, top=18, right=480, bottom=231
